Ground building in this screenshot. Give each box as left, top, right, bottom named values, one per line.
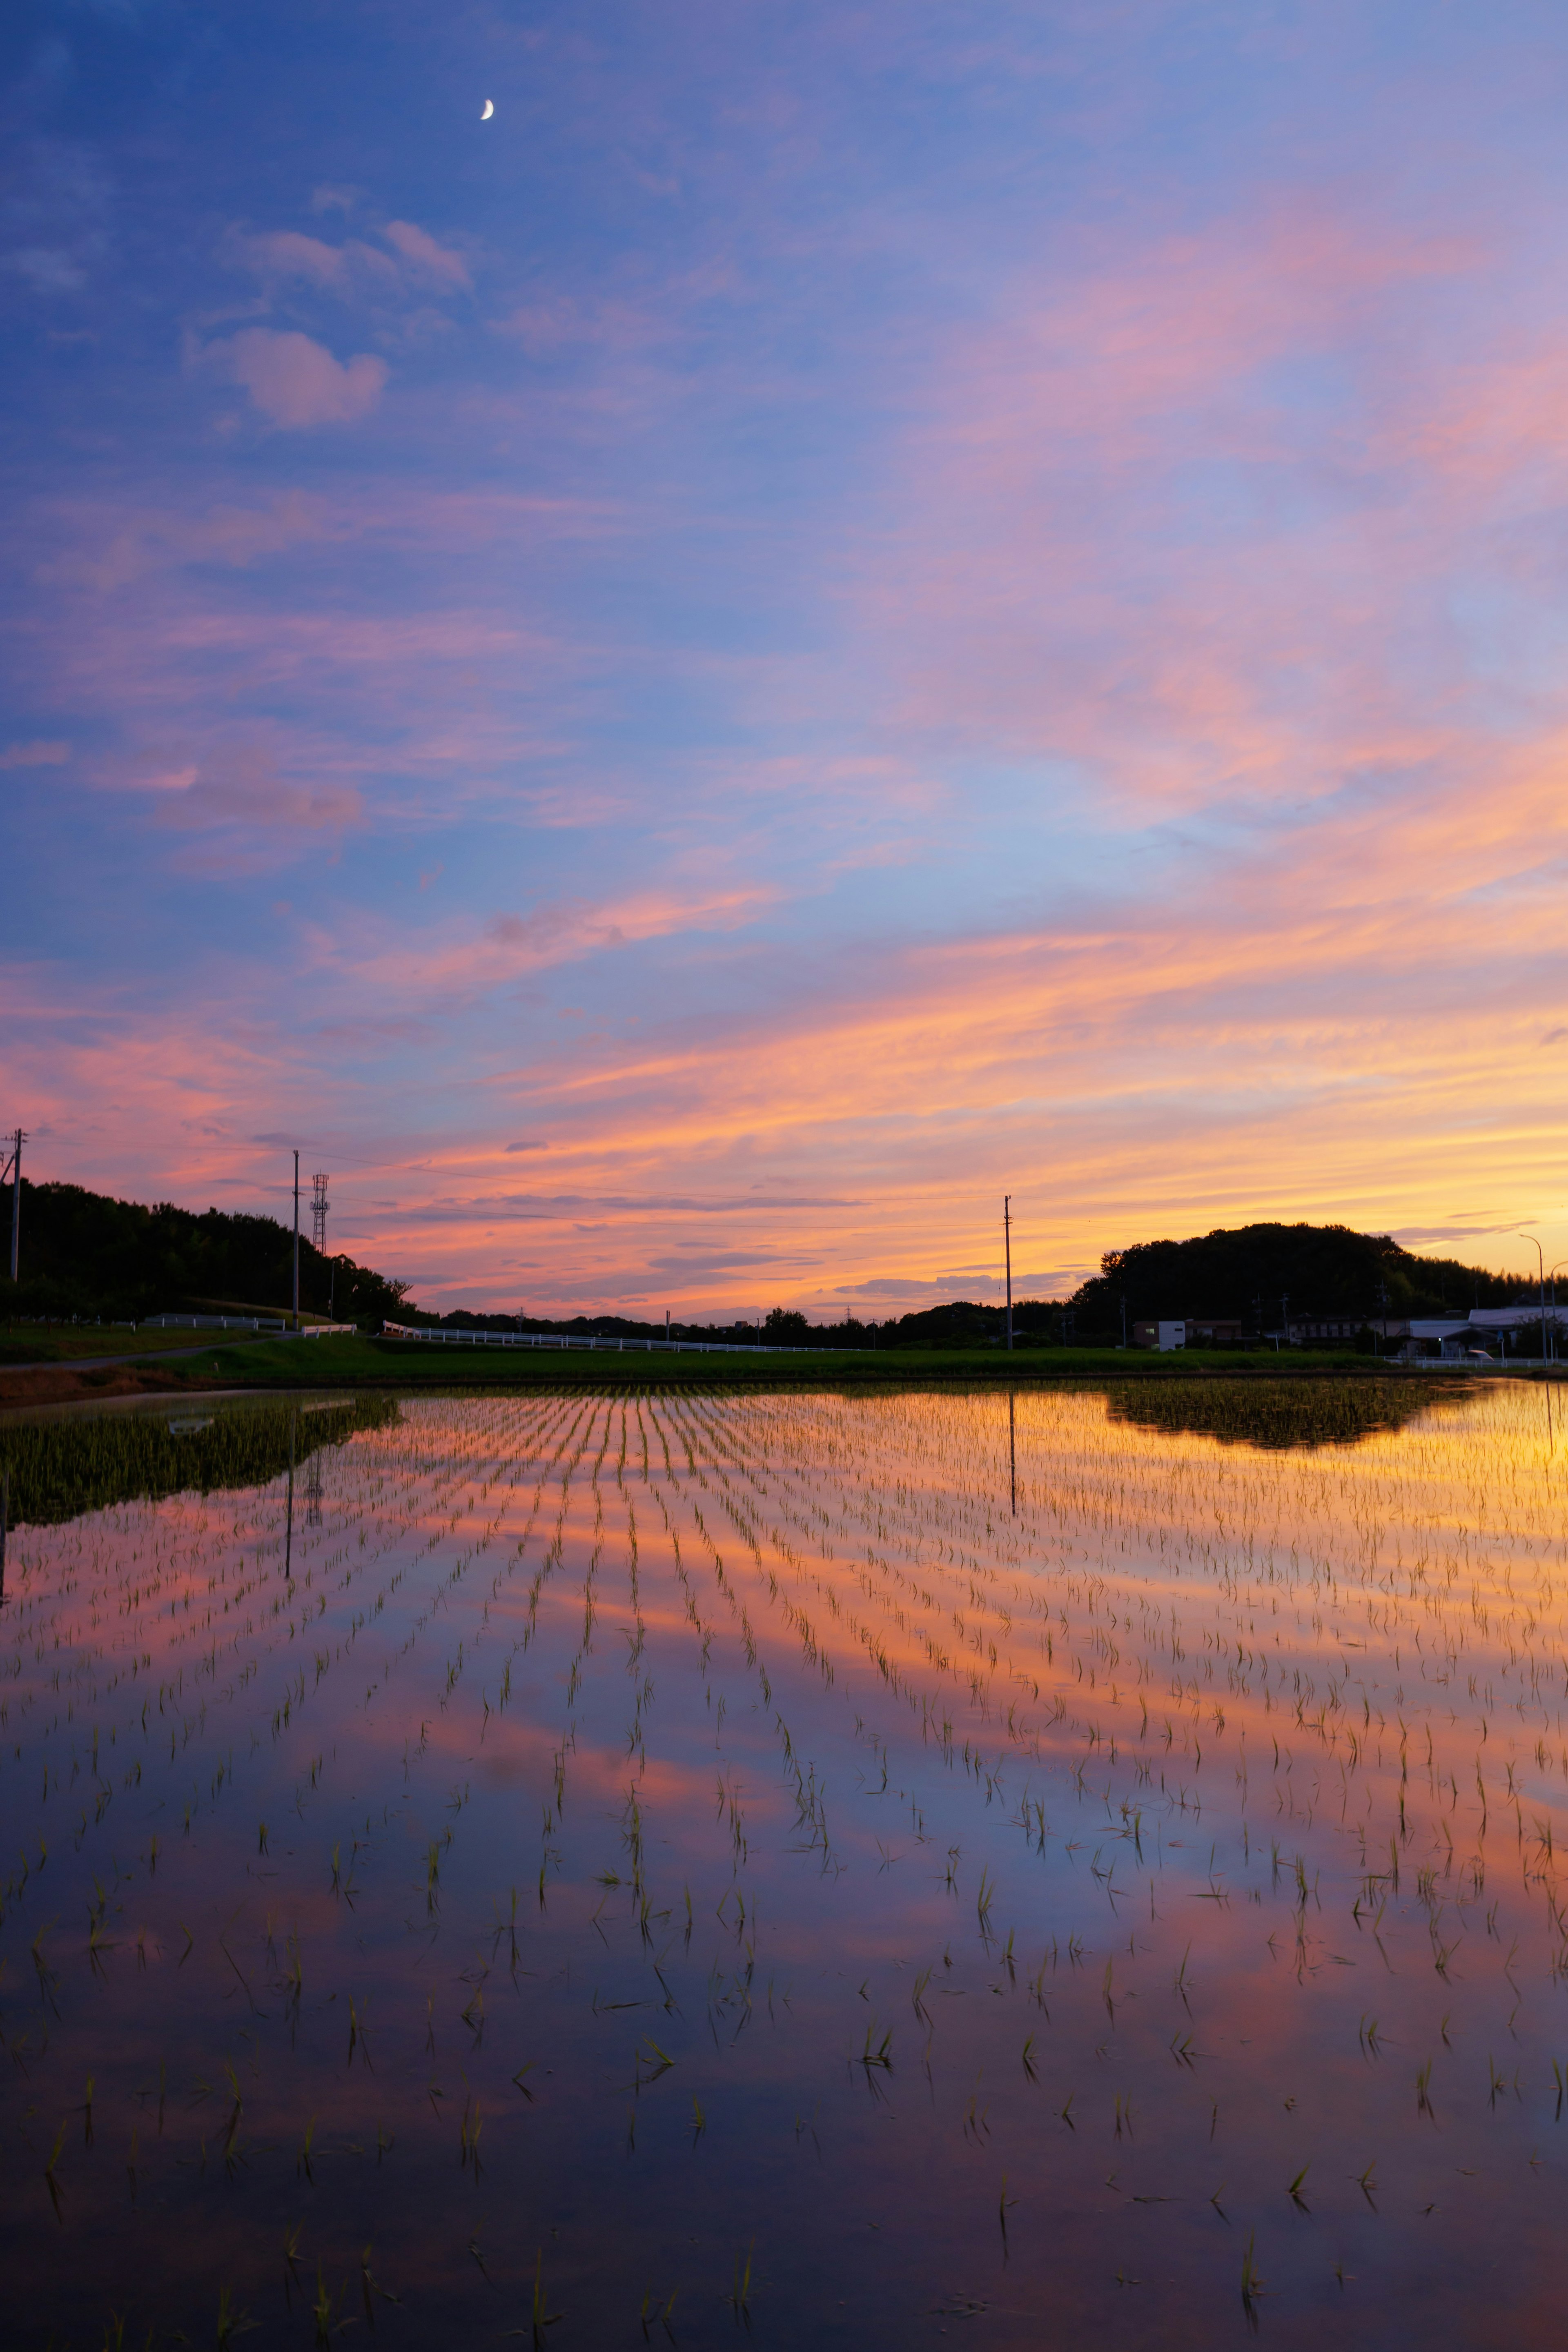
left=1283, top=1313, right=1370, bottom=1344
left=1132, top=1319, right=1187, bottom=1350
left=1131, top=1316, right=1245, bottom=1350
left=1395, top=1307, right=1568, bottom=1361
left=1187, top=1314, right=1245, bottom=1345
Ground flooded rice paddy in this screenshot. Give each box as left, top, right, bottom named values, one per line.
left=3, top=1378, right=1568, bottom=2348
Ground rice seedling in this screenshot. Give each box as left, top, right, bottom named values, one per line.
left=509, top=2250, right=563, bottom=2347
left=214, top=2284, right=254, bottom=2347
left=1240, top=2232, right=1265, bottom=2320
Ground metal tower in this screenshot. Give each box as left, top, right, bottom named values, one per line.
left=310, top=1171, right=330, bottom=1254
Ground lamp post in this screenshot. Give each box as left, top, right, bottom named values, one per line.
left=1517, top=1234, right=1549, bottom=1365
left=1550, top=1259, right=1568, bottom=1366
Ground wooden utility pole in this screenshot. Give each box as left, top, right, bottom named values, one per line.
left=292, top=1150, right=301, bottom=1330
left=1004, top=1195, right=1013, bottom=1351
left=4, top=1129, right=24, bottom=1283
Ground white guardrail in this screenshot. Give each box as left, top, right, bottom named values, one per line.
left=381, top=1321, right=865, bottom=1357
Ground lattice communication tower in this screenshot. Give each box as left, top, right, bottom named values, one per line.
left=310, top=1171, right=330, bottom=1254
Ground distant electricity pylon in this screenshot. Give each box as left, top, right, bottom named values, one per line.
left=311, top=1172, right=330, bottom=1254
left=2, top=1128, right=25, bottom=1283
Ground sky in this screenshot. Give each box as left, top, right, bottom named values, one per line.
left=4, top=0, right=1568, bottom=1317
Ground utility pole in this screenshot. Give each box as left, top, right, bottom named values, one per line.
left=1004, top=1195, right=1013, bottom=1351
left=3, top=1129, right=24, bottom=1284
left=292, top=1150, right=301, bottom=1331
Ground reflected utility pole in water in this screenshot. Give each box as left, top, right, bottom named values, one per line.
left=1009, top=1392, right=1017, bottom=1517
left=284, top=1404, right=297, bottom=1581
left=1004, top=1195, right=1013, bottom=1351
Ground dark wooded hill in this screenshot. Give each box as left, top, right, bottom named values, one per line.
left=1, top=1178, right=411, bottom=1326
left=1069, top=1221, right=1519, bottom=1335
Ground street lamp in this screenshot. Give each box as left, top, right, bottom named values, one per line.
left=1517, top=1233, right=1550, bottom=1365
left=1550, top=1260, right=1568, bottom=1365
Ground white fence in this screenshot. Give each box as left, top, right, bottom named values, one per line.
left=144, top=1313, right=288, bottom=1332
left=381, top=1321, right=862, bottom=1358
left=142, top=1314, right=359, bottom=1337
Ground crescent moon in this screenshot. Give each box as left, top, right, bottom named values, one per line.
left=481, top=98, right=494, bottom=120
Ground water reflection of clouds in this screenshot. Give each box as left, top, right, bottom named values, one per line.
left=5, top=1383, right=1568, bottom=2343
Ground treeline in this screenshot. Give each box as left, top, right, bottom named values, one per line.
left=404, top=1300, right=1063, bottom=1349
left=0, top=1179, right=411, bottom=1327
left=395, top=1305, right=884, bottom=1348
left=412, top=1222, right=1526, bottom=1352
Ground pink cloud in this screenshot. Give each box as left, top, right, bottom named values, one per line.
left=0, top=738, right=70, bottom=767
left=821, top=207, right=1536, bottom=827
left=226, top=220, right=470, bottom=301
left=98, top=741, right=365, bottom=854
left=152, top=746, right=362, bottom=834
left=205, top=328, right=388, bottom=427
left=225, top=228, right=376, bottom=292
left=307, top=883, right=782, bottom=1010
left=381, top=220, right=471, bottom=290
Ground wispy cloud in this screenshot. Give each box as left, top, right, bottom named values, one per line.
left=8, top=1, right=1568, bottom=1311
left=0, top=739, right=70, bottom=768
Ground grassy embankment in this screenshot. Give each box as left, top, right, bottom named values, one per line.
left=0, top=1329, right=1521, bottom=1412
left=58, top=1330, right=1490, bottom=1393
left=0, top=1321, right=303, bottom=1367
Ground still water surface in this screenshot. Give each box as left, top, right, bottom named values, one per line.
left=3, top=1380, right=1567, bottom=2348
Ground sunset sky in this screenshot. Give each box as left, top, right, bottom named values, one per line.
left=5, top=0, right=1568, bottom=1315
